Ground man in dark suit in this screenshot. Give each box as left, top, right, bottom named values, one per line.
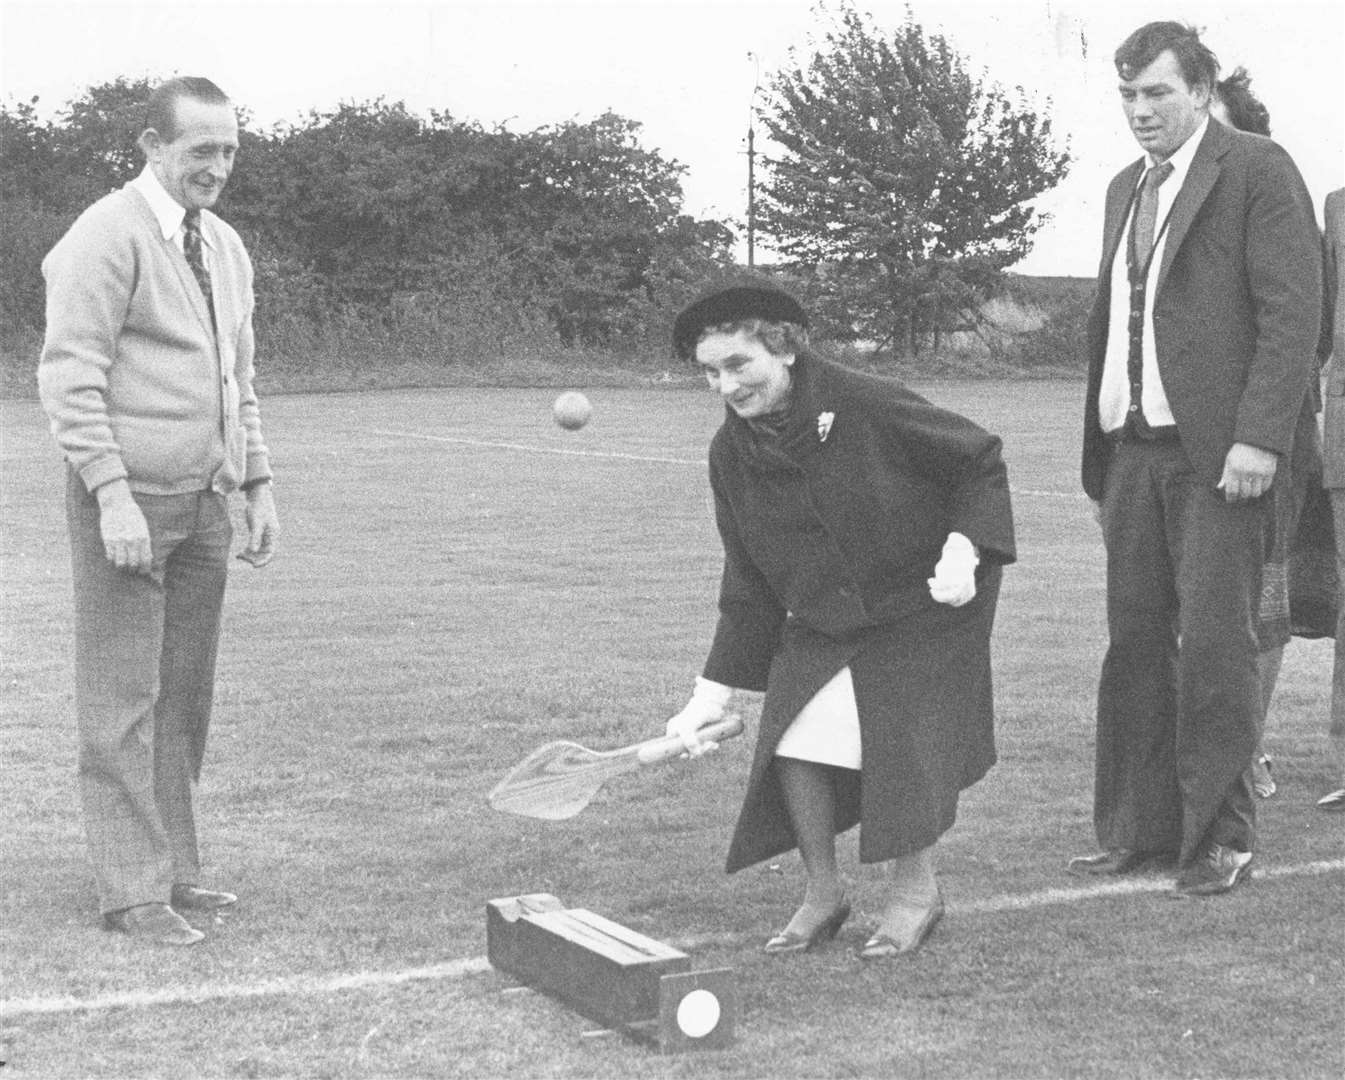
left=1070, top=22, right=1322, bottom=896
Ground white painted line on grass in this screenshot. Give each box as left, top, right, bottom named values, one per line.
left=1013, top=487, right=1091, bottom=500
left=0, top=957, right=491, bottom=1019
left=370, top=428, right=704, bottom=466
left=3, top=858, right=1340, bottom=1021
left=370, top=428, right=1090, bottom=498
left=955, top=857, right=1345, bottom=913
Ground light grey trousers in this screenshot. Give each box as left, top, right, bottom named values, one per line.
left=66, top=469, right=231, bottom=914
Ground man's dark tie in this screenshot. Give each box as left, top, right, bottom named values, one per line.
left=1129, top=161, right=1174, bottom=271
left=183, top=209, right=215, bottom=326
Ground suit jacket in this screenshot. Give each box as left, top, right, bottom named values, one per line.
left=1323, top=188, right=1345, bottom=489
left=38, top=184, right=271, bottom=496
left=1081, top=121, right=1323, bottom=500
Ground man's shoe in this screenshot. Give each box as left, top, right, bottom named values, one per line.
left=104, top=902, right=205, bottom=946
left=1066, top=848, right=1151, bottom=877
left=1171, top=845, right=1253, bottom=898
left=1251, top=756, right=1276, bottom=799
left=1316, top=788, right=1345, bottom=811
left=171, top=884, right=238, bottom=911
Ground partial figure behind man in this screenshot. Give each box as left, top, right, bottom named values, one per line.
left=1209, top=65, right=1335, bottom=802
left=1320, top=186, right=1345, bottom=811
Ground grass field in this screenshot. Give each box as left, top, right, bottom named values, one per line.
left=1, top=381, right=1341, bottom=1079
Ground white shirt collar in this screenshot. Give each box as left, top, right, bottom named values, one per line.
left=1146, top=114, right=1208, bottom=188
left=131, top=165, right=209, bottom=245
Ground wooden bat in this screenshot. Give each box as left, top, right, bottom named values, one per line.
left=488, top=714, right=744, bottom=821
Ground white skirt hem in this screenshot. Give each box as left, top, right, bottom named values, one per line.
left=774, top=665, right=862, bottom=770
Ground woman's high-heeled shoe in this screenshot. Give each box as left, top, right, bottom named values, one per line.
left=859, top=892, right=944, bottom=959
left=762, top=897, right=852, bottom=955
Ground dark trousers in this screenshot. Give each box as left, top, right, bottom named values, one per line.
left=1333, top=489, right=1345, bottom=744
left=1095, top=440, right=1267, bottom=866
left=66, top=469, right=231, bottom=913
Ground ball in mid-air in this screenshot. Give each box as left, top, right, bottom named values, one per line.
left=553, top=390, right=592, bottom=431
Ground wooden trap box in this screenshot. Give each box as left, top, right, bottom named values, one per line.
left=486, top=893, right=735, bottom=1052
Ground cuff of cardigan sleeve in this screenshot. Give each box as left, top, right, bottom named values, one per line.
left=80, top=456, right=130, bottom=495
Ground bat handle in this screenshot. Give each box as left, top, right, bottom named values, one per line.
left=637, top=713, right=745, bottom=766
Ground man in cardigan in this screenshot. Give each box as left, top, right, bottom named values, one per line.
left=1071, top=23, right=1321, bottom=896
left=38, top=77, right=279, bottom=945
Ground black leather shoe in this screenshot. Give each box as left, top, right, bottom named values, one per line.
left=104, top=902, right=204, bottom=946
left=1317, top=788, right=1345, bottom=811
left=1066, top=848, right=1151, bottom=876
left=1250, top=756, right=1276, bottom=799
left=1170, top=845, right=1253, bottom=898
left=171, top=884, right=238, bottom=911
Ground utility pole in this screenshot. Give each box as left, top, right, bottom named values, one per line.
left=746, top=51, right=762, bottom=270
left=746, top=123, right=756, bottom=269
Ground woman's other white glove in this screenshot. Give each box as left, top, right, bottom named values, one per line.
left=665, top=677, right=733, bottom=757
left=927, top=532, right=979, bottom=607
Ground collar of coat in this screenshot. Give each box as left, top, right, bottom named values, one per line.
left=723, top=350, right=837, bottom=464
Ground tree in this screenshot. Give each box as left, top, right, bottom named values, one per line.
left=0, top=82, right=735, bottom=355
left=507, top=112, right=731, bottom=345
left=223, top=103, right=733, bottom=346
left=221, top=100, right=466, bottom=307
left=2, top=78, right=155, bottom=213
left=756, top=3, right=1071, bottom=351
left=0, top=83, right=154, bottom=336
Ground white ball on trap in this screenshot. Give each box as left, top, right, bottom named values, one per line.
left=553, top=391, right=592, bottom=431
left=675, top=988, right=722, bottom=1039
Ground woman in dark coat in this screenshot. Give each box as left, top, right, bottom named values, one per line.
left=665, top=285, right=1015, bottom=958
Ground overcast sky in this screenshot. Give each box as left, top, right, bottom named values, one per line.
left=2, top=0, right=1342, bottom=275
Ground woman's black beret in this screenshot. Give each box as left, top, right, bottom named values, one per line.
left=672, top=285, right=808, bottom=359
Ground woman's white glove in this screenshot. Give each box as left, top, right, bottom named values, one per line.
left=927, top=532, right=979, bottom=607
left=665, top=677, right=733, bottom=757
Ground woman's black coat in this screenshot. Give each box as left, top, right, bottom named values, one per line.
left=700, top=353, right=1016, bottom=871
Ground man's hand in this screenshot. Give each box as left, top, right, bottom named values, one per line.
left=928, top=532, right=979, bottom=607
left=239, top=482, right=279, bottom=567
left=95, top=479, right=152, bottom=575
left=1217, top=443, right=1278, bottom=503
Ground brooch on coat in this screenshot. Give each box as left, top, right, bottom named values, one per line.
left=816, top=411, right=835, bottom=443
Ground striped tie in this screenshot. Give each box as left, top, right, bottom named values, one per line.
left=183, top=209, right=215, bottom=326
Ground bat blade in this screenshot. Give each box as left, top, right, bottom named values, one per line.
left=488, top=715, right=744, bottom=821
left=487, top=741, right=642, bottom=820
